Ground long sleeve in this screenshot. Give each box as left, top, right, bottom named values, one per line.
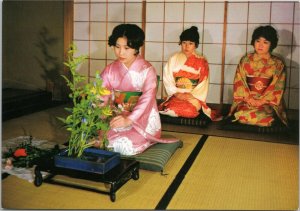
left=190, top=58, right=209, bottom=102
left=163, top=52, right=187, bottom=96
left=127, top=66, right=157, bottom=123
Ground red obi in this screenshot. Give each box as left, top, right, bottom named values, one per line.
left=246, top=75, right=272, bottom=94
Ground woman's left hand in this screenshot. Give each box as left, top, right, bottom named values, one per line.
left=110, top=115, right=133, bottom=129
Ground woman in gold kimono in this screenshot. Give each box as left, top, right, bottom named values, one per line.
left=159, top=26, right=219, bottom=120
left=227, top=25, right=288, bottom=127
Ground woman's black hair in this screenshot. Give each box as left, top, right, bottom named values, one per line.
left=179, top=26, right=200, bottom=48
left=108, top=24, right=145, bottom=55
left=251, top=25, right=278, bottom=52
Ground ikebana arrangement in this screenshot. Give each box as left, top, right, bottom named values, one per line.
left=57, top=43, right=114, bottom=158
left=54, top=44, right=121, bottom=174
left=3, top=44, right=139, bottom=203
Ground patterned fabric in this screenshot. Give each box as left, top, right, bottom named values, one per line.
left=246, top=75, right=272, bottom=94
left=114, top=90, right=142, bottom=112
left=159, top=52, right=219, bottom=120
left=228, top=53, right=288, bottom=127
left=124, top=140, right=183, bottom=172
left=101, top=55, right=179, bottom=156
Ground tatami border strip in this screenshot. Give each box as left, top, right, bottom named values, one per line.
left=155, top=134, right=209, bottom=210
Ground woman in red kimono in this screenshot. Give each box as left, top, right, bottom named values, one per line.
left=227, top=25, right=288, bottom=127
left=159, top=26, right=218, bottom=120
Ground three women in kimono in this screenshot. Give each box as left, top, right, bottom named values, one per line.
left=101, top=24, right=288, bottom=155
left=100, top=24, right=178, bottom=156
left=227, top=25, right=288, bottom=127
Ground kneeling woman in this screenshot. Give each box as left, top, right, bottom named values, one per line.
left=100, top=24, right=178, bottom=156
left=227, top=25, right=288, bottom=127
left=159, top=26, right=219, bottom=120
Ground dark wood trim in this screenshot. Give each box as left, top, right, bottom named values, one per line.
left=62, top=0, right=74, bottom=100
left=141, top=0, right=146, bottom=57
left=63, top=1, right=73, bottom=61
left=220, top=1, right=228, bottom=107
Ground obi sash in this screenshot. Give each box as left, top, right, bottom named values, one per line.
left=175, top=77, right=199, bottom=89
left=114, top=90, right=142, bottom=112
left=246, top=75, right=272, bottom=94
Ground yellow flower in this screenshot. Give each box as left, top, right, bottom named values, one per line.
left=102, top=107, right=113, bottom=116
left=99, top=88, right=111, bottom=96
left=90, top=87, right=97, bottom=94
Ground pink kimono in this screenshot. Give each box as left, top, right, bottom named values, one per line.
left=101, top=55, right=178, bottom=155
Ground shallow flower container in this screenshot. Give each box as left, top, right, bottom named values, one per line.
left=54, top=148, right=121, bottom=174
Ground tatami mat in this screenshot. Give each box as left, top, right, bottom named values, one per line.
left=167, top=136, right=299, bottom=210
left=2, top=132, right=201, bottom=209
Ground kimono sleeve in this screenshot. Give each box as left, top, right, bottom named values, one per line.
left=191, top=58, right=209, bottom=102
left=127, top=66, right=158, bottom=122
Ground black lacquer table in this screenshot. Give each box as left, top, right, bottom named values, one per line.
left=34, top=157, right=139, bottom=202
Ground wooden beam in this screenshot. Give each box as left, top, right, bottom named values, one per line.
left=141, top=0, right=146, bottom=57
left=63, top=0, right=73, bottom=61
left=220, top=1, right=228, bottom=106
left=62, top=0, right=74, bottom=100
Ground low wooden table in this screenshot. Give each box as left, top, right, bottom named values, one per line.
left=34, top=158, right=139, bottom=202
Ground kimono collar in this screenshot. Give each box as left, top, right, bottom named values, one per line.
left=253, top=53, right=275, bottom=66
left=120, top=55, right=139, bottom=71
left=180, top=51, right=202, bottom=59
left=121, top=55, right=149, bottom=72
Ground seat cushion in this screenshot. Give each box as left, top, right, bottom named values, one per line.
left=160, top=110, right=211, bottom=127
left=123, top=140, right=183, bottom=172
left=218, top=117, right=289, bottom=134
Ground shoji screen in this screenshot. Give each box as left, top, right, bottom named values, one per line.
left=73, top=1, right=299, bottom=111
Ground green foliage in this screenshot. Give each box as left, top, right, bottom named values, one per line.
left=59, top=44, right=113, bottom=158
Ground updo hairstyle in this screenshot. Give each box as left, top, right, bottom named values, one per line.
left=179, top=26, right=200, bottom=48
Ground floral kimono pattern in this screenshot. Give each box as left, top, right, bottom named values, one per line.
left=228, top=53, right=288, bottom=127
left=101, top=55, right=178, bottom=155
left=159, top=52, right=219, bottom=120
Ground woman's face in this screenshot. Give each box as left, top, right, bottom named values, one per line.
left=114, top=37, right=137, bottom=68
left=181, top=41, right=196, bottom=58
left=254, top=37, right=271, bottom=57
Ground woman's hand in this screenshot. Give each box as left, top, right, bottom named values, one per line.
left=110, top=115, right=133, bottom=129
left=174, top=92, right=194, bottom=100
left=175, top=92, right=201, bottom=110
left=246, top=98, right=266, bottom=107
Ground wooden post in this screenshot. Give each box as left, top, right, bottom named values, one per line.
left=141, top=0, right=146, bottom=57
left=220, top=1, right=228, bottom=108
left=63, top=0, right=74, bottom=100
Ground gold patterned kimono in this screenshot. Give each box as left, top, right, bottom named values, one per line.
left=228, top=53, right=288, bottom=127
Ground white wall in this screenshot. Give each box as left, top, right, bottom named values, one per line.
left=73, top=1, right=299, bottom=111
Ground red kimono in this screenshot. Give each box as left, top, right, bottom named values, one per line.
left=228, top=53, right=288, bottom=127
left=159, top=52, right=219, bottom=120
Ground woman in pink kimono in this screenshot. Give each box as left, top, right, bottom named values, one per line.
left=227, top=25, right=288, bottom=127
left=159, top=26, right=219, bottom=120
left=100, top=24, right=178, bottom=156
